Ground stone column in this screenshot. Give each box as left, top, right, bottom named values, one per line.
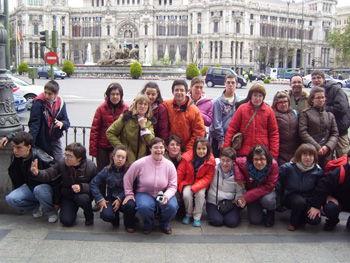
left=292, top=50, right=297, bottom=68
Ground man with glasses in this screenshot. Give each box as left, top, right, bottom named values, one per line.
left=209, top=74, right=240, bottom=157
left=311, top=70, right=350, bottom=157
left=4, top=131, right=58, bottom=223
left=288, top=73, right=309, bottom=112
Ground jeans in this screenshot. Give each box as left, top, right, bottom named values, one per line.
left=100, top=196, right=136, bottom=228
left=51, top=139, right=63, bottom=162
left=5, top=184, right=55, bottom=215
left=135, top=192, right=178, bottom=230
left=206, top=202, right=240, bottom=227
left=284, top=194, right=321, bottom=227
left=247, top=190, right=276, bottom=225
left=59, top=193, right=93, bottom=227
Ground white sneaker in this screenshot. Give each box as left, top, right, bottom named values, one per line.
left=32, top=206, right=43, bottom=219
left=48, top=213, right=58, bottom=223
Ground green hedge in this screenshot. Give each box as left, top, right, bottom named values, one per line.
left=130, top=62, right=142, bottom=79
left=201, top=66, right=209, bottom=76
left=18, top=62, right=28, bottom=75
left=62, top=60, right=74, bottom=77
left=186, top=62, right=200, bottom=80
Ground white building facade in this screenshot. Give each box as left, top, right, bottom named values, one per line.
left=10, top=0, right=337, bottom=72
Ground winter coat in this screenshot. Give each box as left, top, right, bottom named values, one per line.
left=324, top=80, right=350, bottom=136
left=299, top=106, right=339, bottom=152
left=29, top=93, right=70, bottom=156
left=274, top=109, right=300, bottom=166
left=8, top=146, right=55, bottom=190
left=152, top=103, right=169, bottom=143
left=163, top=97, right=205, bottom=151
left=209, top=91, right=239, bottom=146
left=188, top=92, right=213, bottom=127
left=177, top=151, right=216, bottom=194
left=288, top=90, right=309, bottom=112
left=234, top=157, right=279, bottom=203
left=310, top=164, right=350, bottom=210
left=106, top=110, right=155, bottom=163
left=207, top=163, right=244, bottom=205
left=224, top=101, right=280, bottom=159
left=89, top=165, right=126, bottom=203
left=89, top=100, right=129, bottom=157
left=277, top=162, right=323, bottom=204
left=35, top=158, right=97, bottom=204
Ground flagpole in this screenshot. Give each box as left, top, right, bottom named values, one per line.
left=15, top=18, right=18, bottom=70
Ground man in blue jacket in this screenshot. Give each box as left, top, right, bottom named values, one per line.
left=29, top=80, right=70, bottom=161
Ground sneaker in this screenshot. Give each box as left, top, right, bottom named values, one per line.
left=193, top=220, right=201, bottom=227
left=48, top=213, right=58, bottom=223
left=32, top=206, right=43, bottom=219
left=182, top=216, right=191, bottom=224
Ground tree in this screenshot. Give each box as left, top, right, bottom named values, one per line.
left=253, top=36, right=284, bottom=71
left=186, top=62, right=200, bottom=80
left=130, top=62, right=142, bottom=79
left=327, top=23, right=350, bottom=67
left=62, top=60, right=75, bottom=77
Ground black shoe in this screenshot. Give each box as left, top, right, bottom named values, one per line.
left=265, top=210, right=275, bottom=227
left=323, top=223, right=336, bottom=231
left=346, top=216, right=350, bottom=228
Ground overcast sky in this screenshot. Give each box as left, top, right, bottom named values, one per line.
left=8, top=0, right=350, bottom=11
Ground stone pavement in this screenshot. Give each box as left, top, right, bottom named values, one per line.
left=0, top=209, right=349, bottom=263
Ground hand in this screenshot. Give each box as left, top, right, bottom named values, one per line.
left=326, top=195, right=339, bottom=206
left=218, top=145, right=224, bottom=151
left=54, top=119, right=63, bottom=129
left=236, top=180, right=245, bottom=188
left=30, top=159, right=39, bottom=176
left=112, top=199, right=121, bottom=212
left=0, top=137, right=8, bottom=148
left=237, top=197, right=246, bottom=208
left=308, top=207, right=321, bottom=220
left=98, top=199, right=108, bottom=212
left=122, top=196, right=135, bottom=205
left=71, top=184, right=81, bottom=193
left=138, top=117, right=147, bottom=128
left=318, top=146, right=329, bottom=156
left=159, top=196, right=168, bottom=205
left=54, top=204, right=60, bottom=211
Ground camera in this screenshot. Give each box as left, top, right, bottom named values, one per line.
left=156, top=191, right=165, bottom=202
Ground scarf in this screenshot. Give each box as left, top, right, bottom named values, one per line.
left=295, top=162, right=315, bottom=172
left=247, top=161, right=270, bottom=183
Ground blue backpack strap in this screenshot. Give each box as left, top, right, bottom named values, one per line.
left=293, top=109, right=298, bottom=120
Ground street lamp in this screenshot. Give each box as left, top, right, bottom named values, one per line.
left=300, top=0, right=305, bottom=70
left=286, top=0, right=295, bottom=68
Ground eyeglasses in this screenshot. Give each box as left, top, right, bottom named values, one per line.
left=115, top=155, right=126, bottom=160
left=314, top=96, right=326, bottom=101
left=220, top=159, right=233, bottom=164
left=64, top=153, right=75, bottom=159
left=253, top=157, right=267, bottom=162
left=277, top=100, right=288, bottom=105
left=152, top=146, right=165, bottom=150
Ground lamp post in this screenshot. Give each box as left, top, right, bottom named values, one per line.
left=300, top=0, right=304, bottom=70
left=286, top=0, right=295, bottom=68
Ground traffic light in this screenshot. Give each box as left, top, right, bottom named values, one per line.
left=51, top=30, right=58, bottom=49
left=39, top=30, right=49, bottom=48
left=311, top=59, right=315, bottom=67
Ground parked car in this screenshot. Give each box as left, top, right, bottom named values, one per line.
left=345, top=79, right=350, bottom=89
left=7, top=74, right=43, bottom=109
left=303, top=74, right=346, bottom=88
left=256, top=72, right=266, bottom=80
left=13, top=94, right=28, bottom=114
left=284, top=69, right=300, bottom=79
left=205, top=67, right=247, bottom=88
left=37, top=66, right=67, bottom=79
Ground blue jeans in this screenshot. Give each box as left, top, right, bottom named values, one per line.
left=51, top=139, right=63, bottom=162
left=135, top=192, right=178, bottom=230
left=206, top=202, right=240, bottom=228
left=5, top=184, right=55, bottom=215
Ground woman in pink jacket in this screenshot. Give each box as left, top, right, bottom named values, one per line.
left=224, top=83, right=279, bottom=159
left=235, top=145, right=279, bottom=227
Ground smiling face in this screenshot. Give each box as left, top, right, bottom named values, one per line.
left=172, top=85, right=187, bottom=106
left=145, top=87, right=158, bottom=104
left=252, top=153, right=267, bottom=171
left=136, top=100, right=149, bottom=116
left=290, top=75, right=303, bottom=97
left=191, top=82, right=204, bottom=101
left=301, top=152, right=315, bottom=167
left=109, top=89, right=121, bottom=105
left=167, top=139, right=181, bottom=158
left=220, top=156, right=233, bottom=173
left=311, top=74, right=325, bottom=87
left=113, top=149, right=127, bottom=168
left=150, top=142, right=165, bottom=161
left=196, top=142, right=208, bottom=158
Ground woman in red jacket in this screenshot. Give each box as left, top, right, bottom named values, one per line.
left=224, top=83, right=279, bottom=159
left=177, top=137, right=216, bottom=227
left=236, top=145, right=278, bottom=227
left=89, top=83, right=129, bottom=171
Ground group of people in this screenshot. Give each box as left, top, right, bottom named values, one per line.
left=1, top=70, right=350, bottom=234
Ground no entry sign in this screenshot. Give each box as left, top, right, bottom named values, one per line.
left=45, top=52, right=59, bottom=65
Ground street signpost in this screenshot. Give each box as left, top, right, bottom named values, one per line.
left=45, top=52, right=58, bottom=80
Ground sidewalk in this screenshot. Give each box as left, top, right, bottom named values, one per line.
left=0, top=210, right=349, bottom=263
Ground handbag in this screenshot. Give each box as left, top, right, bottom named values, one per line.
left=215, top=170, right=235, bottom=214
left=231, top=107, right=259, bottom=149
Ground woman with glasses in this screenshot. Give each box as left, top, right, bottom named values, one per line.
left=299, top=86, right=339, bottom=169
left=206, top=147, right=244, bottom=228
left=272, top=90, right=300, bottom=166
left=30, top=142, right=97, bottom=226
left=106, top=94, right=156, bottom=164
left=235, top=145, right=279, bottom=227
left=224, top=83, right=279, bottom=159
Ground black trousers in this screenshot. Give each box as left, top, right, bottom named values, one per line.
left=60, top=193, right=93, bottom=227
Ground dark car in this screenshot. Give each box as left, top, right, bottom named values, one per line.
left=37, top=66, right=67, bottom=79
left=13, top=94, right=28, bottom=114
left=205, top=67, right=247, bottom=88
left=345, top=79, right=350, bottom=89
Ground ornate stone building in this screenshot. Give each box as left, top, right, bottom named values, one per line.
left=10, top=0, right=337, bottom=72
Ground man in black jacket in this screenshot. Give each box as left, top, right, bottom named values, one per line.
left=4, top=131, right=58, bottom=223
left=308, top=150, right=350, bottom=231
left=311, top=70, right=350, bottom=157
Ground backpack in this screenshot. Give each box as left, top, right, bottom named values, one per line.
left=324, top=154, right=347, bottom=184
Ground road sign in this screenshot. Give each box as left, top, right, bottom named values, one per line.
left=45, top=52, right=58, bottom=65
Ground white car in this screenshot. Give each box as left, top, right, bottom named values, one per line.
left=7, top=75, right=44, bottom=109
left=303, top=74, right=346, bottom=88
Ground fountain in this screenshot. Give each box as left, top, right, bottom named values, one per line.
left=84, top=43, right=95, bottom=65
